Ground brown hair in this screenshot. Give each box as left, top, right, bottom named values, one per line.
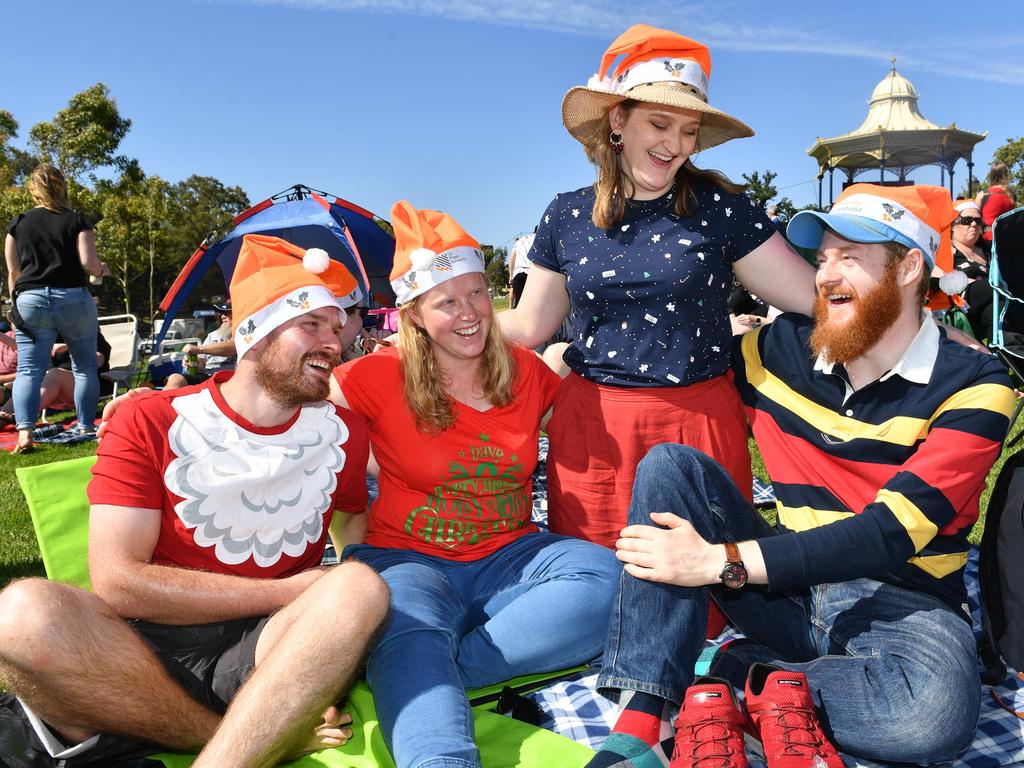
left=988, top=162, right=1011, bottom=187
left=582, top=100, right=746, bottom=230
left=27, top=164, right=70, bottom=212
left=397, top=300, right=518, bottom=433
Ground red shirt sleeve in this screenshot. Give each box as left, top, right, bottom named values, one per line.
left=334, top=349, right=401, bottom=425
left=88, top=391, right=170, bottom=509
left=330, top=405, right=370, bottom=515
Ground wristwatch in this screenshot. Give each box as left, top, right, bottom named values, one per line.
left=719, top=542, right=748, bottom=590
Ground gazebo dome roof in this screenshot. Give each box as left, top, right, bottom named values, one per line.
left=807, top=62, right=986, bottom=178
left=852, top=68, right=939, bottom=134
left=870, top=69, right=918, bottom=103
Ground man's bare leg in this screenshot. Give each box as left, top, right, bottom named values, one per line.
left=0, top=579, right=220, bottom=751
left=191, top=562, right=388, bottom=768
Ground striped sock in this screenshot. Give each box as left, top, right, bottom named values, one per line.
left=585, top=691, right=673, bottom=768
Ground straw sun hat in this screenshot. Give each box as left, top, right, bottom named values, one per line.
left=562, top=24, right=754, bottom=153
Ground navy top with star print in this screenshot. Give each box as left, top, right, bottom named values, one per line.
left=529, top=179, right=774, bottom=387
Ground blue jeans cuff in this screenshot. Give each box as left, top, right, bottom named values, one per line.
left=595, top=674, right=685, bottom=707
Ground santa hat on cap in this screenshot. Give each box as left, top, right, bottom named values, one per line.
left=230, top=234, right=361, bottom=359
left=787, top=184, right=957, bottom=269
left=954, top=199, right=982, bottom=215
left=389, top=200, right=485, bottom=305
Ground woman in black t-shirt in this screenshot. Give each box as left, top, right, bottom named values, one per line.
left=4, top=164, right=108, bottom=453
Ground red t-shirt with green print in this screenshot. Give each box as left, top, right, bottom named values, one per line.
left=334, top=344, right=559, bottom=561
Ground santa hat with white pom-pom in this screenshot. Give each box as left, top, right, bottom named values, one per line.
left=389, top=200, right=485, bottom=305
left=229, top=234, right=362, bottom=359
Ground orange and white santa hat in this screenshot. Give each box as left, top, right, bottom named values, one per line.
left=788, top=184, right=957, bottom=268
left=389, top=200, right=485, bottom=305
left=229, top=234, right=361, bottom=359
left=562, top=24, right=753, bottom=152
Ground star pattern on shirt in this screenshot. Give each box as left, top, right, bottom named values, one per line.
left=528, top=183, right=772, bottom=387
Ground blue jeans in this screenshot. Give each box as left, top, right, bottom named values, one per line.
left=13, top=287, right=99, bottom=430
left=344, top=532, right=620, bottom=768
left=599, top=443, right=980, bottom=765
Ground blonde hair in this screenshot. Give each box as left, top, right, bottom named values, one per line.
left=27, top=164, right=70, bottom=212
left=582, top=100, right=746, bottom=230
left=397, top=300, right=518, bottom=433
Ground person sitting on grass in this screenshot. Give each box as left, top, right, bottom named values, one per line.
left=0, top=234, right=388, bottom=768
left=585, top=184, right=1016, bottom=768
left=0, top=329, right=111, bottom=438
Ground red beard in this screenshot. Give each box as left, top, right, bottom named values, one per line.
left=809, top=264, right=903, bottom=364
left=255, top=333, right=339, bottom=408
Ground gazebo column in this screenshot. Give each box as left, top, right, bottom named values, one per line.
left=940, top=144, right=946, bottom=189
left=829, top=166, right=835, bottom=206
left=949, top=166, right=955, bottom=198
left=818, top=173, right=823, bottom=209
left=968, top=157, right=975, bottom=194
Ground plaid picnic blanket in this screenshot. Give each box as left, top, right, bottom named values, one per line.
left=526, top=442, right=1024, bottom=767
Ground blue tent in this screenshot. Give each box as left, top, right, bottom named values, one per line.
left=158, top=185, right=395, bottom=347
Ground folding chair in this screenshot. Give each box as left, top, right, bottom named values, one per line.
left=987, top=206, right=1024, bottom=442
left=98, top=313, right=140, bottom=399
left=14, top=456, right=96, bottom=589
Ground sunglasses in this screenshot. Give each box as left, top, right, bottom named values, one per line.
left=955, top=216, right=983, bottom=226
left=344, top=305, right=369, bottom=320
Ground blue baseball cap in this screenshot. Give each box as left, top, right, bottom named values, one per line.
left=787, top=184, right=955, bottom=268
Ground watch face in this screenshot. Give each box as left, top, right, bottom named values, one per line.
left=721, top=562, right=748, bottom=589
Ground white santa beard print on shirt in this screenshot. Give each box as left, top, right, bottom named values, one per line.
left=164, top=389, right=348, bottom=568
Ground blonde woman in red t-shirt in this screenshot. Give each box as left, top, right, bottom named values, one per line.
left=328, top=201, right=619, bottom=768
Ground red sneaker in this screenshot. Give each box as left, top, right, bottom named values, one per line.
left=670, top=677, right=749, bottom=768
left=743, top=664, right=845, bottom=768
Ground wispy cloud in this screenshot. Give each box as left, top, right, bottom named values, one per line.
left=206, top=0, right=1024, bottom=86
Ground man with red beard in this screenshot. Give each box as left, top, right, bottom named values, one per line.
left=0, top=234, right=388, bottom=768
left=585, top=185, right=1016, bottom=768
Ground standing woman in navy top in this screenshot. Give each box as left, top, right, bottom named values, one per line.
left=499, top=25, right=816, bottom=548
left=4, top=164, right=108, bottom=453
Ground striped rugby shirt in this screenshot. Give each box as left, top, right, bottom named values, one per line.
left=732, top=313, right=1016, bottom=614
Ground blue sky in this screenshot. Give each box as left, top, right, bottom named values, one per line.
left=4, top=0, right=1022, bottom=252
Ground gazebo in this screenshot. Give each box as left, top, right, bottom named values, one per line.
left=807, top=60, right=987, bottom=207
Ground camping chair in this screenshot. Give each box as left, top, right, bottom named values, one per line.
left=13, top=459, right=594, bottom=767
left=987, top=206, right=1024, bottom=440
left=98, top=313, right=140, bottom=398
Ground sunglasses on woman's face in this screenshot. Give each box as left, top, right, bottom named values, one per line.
left=955, top=216, right=983, bottom=226
left=344, top=306, right=369, bottom=320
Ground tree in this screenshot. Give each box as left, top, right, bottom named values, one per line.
left=165, top=175, right=250, bottom=259
left=92, top=164, right=172, bottom=319
left=28, top=83, right=130, bottom=190
left=742, top=170, right=778, bottom=210
left=992, top=137, right=1024, bottom=202
left=771, top=197, right=798, bottom=221
left=482, top=246, right=508, bottom=295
